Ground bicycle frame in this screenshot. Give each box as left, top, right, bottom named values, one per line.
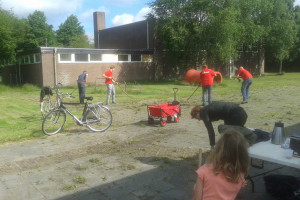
left=58, top=101, right=89, bottom=126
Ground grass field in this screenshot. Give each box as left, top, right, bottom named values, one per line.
left=0, top=73, right=299, bottom=145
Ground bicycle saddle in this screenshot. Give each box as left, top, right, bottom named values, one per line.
left=85, top=96, right=93, bottom=101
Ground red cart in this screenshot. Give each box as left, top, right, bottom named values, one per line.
left=147, top=103, right=181, bottom=126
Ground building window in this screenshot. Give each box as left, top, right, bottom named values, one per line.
left=30, top=55, right=34, bottom=63
left=75, top=53, right=88, bottom=62
left=60, top=54, right=72, bottom=61
left=131, top=54, right=141, bottom=62
left=118, top=54, right=128, bottom=61
left=35, top=54, right=41, bottom=63
left=90, top=54, right=102, bottom=61
left=24, top=56, right=29, bottom=64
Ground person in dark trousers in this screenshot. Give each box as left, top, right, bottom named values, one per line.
left=77, top=70, right=88, bottom=103
left=237, top=66, right=253, bottom=104
left=191, top=101, right=248, bottom=148
left=200, top=64, right=216, bottom=106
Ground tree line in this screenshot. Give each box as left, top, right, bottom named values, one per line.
left=1, top=0, right=299, bottom=74
left=0, top=7, right=90, bottom=64
left=148, top=0, right=300, bottom=73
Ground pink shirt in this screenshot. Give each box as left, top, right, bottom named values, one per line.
left=196, top=164, right=246, bottom=200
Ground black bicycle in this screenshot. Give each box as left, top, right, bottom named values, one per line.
left=42, top=84, right=112, bottom=136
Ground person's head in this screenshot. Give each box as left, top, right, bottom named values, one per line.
left=110, top=66, right=115, bottom=71
left=191, top=106, right=202, bottom=120
left=206, top=129, right=249, bottom=183
left=239, top=66, right=244, bottom=69
left=83, top=70, right=87, bottom=74
left=202, top=64, right=208, bottom=69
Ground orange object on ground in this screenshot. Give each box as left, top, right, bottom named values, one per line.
left=185, top=69, right=201, bottom=83
left=185, top=69, right=223, bottom=84
left=214, top=72, right=223, bottom=84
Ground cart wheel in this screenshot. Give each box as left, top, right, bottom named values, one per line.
left=167, top=116, right=172, bottom=122
left=160, top=120, right=166, bottom=127
left=174, top=117, right=180, bottom=122
left=148, top=118, right=154, bottom=125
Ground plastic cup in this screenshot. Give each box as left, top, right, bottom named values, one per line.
left=284, top=149, right=294, bottom=159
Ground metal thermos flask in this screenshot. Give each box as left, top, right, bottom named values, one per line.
left=271, top=121, right=285, bottom=145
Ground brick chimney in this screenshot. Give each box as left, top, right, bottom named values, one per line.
left=93, top=12, right=105, bottom=49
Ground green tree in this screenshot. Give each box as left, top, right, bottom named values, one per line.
left=290, top=5, right=300, bottom=60
left=205, top=0, right=243, bottom=65
left=22, top=10, right=57, bottom=50
left=56, top=14, right=89, bottom=47
left=149, top=0, right=298, bottom=74
left=264, top=0, right=297, bottom=73
left=0, top=8, right=27, bottom=61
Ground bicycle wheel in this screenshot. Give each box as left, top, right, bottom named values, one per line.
left=85, top=105, right=112, bottom=132
left=41, top=99, right=53, bottom=118
left=42, top=109, right=66, bottom=136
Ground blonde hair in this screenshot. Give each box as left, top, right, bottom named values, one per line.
left=206, top=129, right=249, bottom=183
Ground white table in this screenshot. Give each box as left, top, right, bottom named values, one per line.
left=248, top=140, right=300, bottom=169
left=247, top=140, right=300, bottom=192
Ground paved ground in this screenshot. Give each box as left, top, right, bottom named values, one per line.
left=1, top=90, right=300, bottom=200
left=1, top=121, right=299, bottom=200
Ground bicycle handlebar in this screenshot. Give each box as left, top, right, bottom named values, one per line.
left=51, top=83, right=76, bottom=100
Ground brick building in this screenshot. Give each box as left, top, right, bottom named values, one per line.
left=2, top=11, right=264, bottom=86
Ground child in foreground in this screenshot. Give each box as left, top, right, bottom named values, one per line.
left=193, top=130, right=249, bottom=200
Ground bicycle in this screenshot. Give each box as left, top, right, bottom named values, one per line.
left=42, top=84, right=112, bottom=136
left=40, top=84, right=63, bottom=119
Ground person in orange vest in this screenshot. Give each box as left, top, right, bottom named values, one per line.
left=103, top=66, right=118, bottom=105
left=200, top=65, right=216, bottom=106
left=237, top=66, right=253, bottom=104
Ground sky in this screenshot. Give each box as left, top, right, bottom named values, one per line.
left=1, top=0, right=152, bottom=42
left=1, top=0, right=300, bottom=42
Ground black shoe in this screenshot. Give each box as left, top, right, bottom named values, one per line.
left=241, top=101, right=248, bottom=104
left=112, top=102, right=117, bottom=104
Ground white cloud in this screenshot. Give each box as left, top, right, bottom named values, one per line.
left=2, top=0, right=82, bottom=17
left=104, top=0, right=138, bottom=5
left=111, top=7, right=151, bottom=27
left=112, top=14, right=134, bottom=26
left=1, top=0, right=83, bottom=29
left=134, top=7, right=151, bottom=21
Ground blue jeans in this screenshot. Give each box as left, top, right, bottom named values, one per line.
left=106, top=84, right=116, bottom=104
left=241, top=78, right=253, bottom=101
left=202, top=85, right=212, bottom=104
left=78, top=83, right=85, bottom=103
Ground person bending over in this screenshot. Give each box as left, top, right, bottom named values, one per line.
left=193, top=129, right=249, bottom=200
left=237, top=66, right=253, bottom=104
left=191, top=101, right=248, bottom=148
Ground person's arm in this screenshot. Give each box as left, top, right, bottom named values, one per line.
left=112, top=79, right=118, bottom=84
left=236, top=70, right=242, bottom=82
left=201, top=110, right=215, bottom=147
left=102, top=72, right=111, bottom=79
left=193, top=177, right=203, bottom=200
